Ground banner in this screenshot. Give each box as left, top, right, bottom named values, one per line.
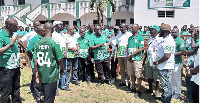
left=148, top=0, right=190, bottom=9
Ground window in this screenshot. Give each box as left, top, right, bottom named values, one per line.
left=68, top=0, right=75, bottom=2
left=115, top=19, right=126, bottom=26
left=63, top=21, right=69, bottom=25
left=41, top=0, right=49, bottom=4
left=158, top=10, right=174, bottom=18
left=18, top=0, right=25, bottom=5
left=0, top=0, right=5, bottom=6
left=126, top=0, right=134, bottom=5
left=93, top=20, right=99, bottom=25
left=130, top=18, right=134, bottom=24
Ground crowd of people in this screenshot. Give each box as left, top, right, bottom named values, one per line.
left=0, top=17, right=199, bottom=103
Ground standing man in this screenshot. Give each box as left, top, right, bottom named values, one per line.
left=143, top=25, right=161, bottom=97
left=0, top=18, right=23, bottom=103
left=33, top=23, right=65, bottom=103
left=171, top=28, right=186, bottom=99
left=115, top=23, right=132, bottom=89
left=153, top=24, right=175, bottom=103
left=77, top=26, right=92, bottom=84
left=26, top=26, right=45, bottom=103
left=86, top=23, right=95, bottom=81
left=127, top=24, right=144, bottom=98
left=63, top=25, right=80, bottom=91
left=90, top=26, right=111, bottom=86
left=109, top=26, right=120, bottom=84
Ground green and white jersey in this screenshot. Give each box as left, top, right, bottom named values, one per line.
left=77, top=36, right=91, bottom=58
left=0, top=29, right=20, bottom=69
left=174, top=37, right=185, bottom=64
left=33, top=37, right=64, bottom=83
left=91, top=34, right=110, bottom=60
left=116, top=32, right=132, bottom=57
left=128, top=34, right=144, bottom=61
left=185, top=38, right=199, bottom=66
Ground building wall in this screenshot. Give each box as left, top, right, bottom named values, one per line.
left=80, top=13, right=107, bottom=26
left=25, top=0, right=41, bottom=9
left=51, top=13, right=76, bottom=25
left=111, top=11, right=134, bottom=26
left=134, top=0, right=199, bottom=29
left=4, top=0, right=14, bottom=5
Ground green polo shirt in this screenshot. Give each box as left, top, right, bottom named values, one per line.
left=26, top=34, right=41, bottom=68
left=0, top=29, right=20, bottom=69
left=179, top=30, right=191, bottom=37
left=33, top=37, right=64, bottom=83
left=77, top=36, right=91, bottom=58
left=174, top=37, right=185, bottom=64
left=128, top=34, right=144, bottom=61
left=187, top=39, right=199, bottom=65
left=17, top=30, right=26, bottom=36
left=85, top=31, right=95, bottom=40
left=91, top=34, right=110, bottom=60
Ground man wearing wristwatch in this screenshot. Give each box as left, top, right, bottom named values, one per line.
left=0, top=18, right=23, bottom=103
left=153, top=24, right=175, bottom=103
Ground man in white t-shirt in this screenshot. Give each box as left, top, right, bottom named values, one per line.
left=186, top=28, right=199, bottom=103
left=18, top=21, right=40, bottom=48
left=153, top=24, right=175, bottom=103
left=52, top=21, right=67, bottom=95
left=114, top=23, right=132, bottom=89
left=63, top=25, right=80, bottom=91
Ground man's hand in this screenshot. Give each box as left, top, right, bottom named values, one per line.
left=36, top=73, right=40, bottom=83
left=10, top=33, right=18, bottom=46
left=153, top=61, right=157, bottom=65
left=19, top=63, right=24, bottom=69
left=100, top=43, right=105, bottom=47
left=127, top=55, right=132, bottom=60
left=63, top=53, right=68, bottom=58
left=74, top=51, right=79, bottom=55
left=114, top=56, right=116, bottom=62
left=181, top=50, right=187, bottom=55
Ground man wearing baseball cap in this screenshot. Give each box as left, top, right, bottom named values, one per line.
left=153, top=24, right=175, bottom=103
left=143, top=25, right=162, bottom=97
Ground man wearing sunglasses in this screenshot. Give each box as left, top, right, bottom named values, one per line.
left=0, top=18, right=23, bottom=103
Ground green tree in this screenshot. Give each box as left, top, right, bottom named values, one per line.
left=90, top=0, right=116, bottom=26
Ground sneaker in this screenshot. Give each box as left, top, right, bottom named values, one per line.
left=118, top=82, right=127, bottom=88
left=111, top=78, right=116, bottom=84
left=56, top=91, right=60, bottom=96
left=126, top=88, right=136, bottom=93
left=73, top=81, right=80, bottom=86
left=86, top=80, right=91, bottom=85
left=134, top=91, right=141, bottom=98
left=128, top=82, right=132, bottom=90
left=66, top=85, right=71, bottom=91
left=152, top=91, right=159, bottom=97
left=144, top=89, right=153, bottom=93
left=96, top=82, right=104, bottom=87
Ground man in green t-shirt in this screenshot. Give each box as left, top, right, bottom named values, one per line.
left=171, top=28, right=186, bottom=99
left=90, top=26, right=111, bottom=87
left=33, top=23, right=65, bottom=103
left=26, top=26, right=44, bottom=103
left=127, top=24, right=144, bottom=98
left=0, top=18, right=23, bottom=103
left=77, top=27, right=92, bottom=84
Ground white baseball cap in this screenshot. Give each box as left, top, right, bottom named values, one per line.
left=53, top=21, right=63, bottom=27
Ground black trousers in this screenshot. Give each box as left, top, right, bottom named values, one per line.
left=111, top=57, right=118, bottom=79
left=78, top=57, right=91, bottom=81
left=192, top=81, right=199, bottom=103
left=30, top=68, right=42, bottom=100
left=0, top=67, right=21, bottom=103
left=95, top=57, right=111, bottom=83
left=42, top=82, right=57, bottom=103
left=90, top=52, right=95, bottom=80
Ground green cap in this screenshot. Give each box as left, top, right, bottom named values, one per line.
left=149, top=25, right=160, bottom=32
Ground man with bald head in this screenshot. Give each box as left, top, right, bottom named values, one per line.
left=33, top=22, right=65, bottom=103
left=26, top=25, right=45, bottom=102
left=0, top=18, right=23, bottom=103
left=171, top=28, right=186, bottom=99
left=63, top=25, right=80, bottom=91
left=90, top=25, right=112, bottom=86
left=77, top=26, right=92, bottom=84
left=114, top=23, right=132, bottom=89
left=126, top=24, right=144, bottom=98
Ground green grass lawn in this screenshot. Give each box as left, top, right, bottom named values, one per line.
left=19, top=67, right=189, bottom=103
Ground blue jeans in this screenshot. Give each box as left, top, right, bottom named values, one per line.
left=58, top=59, right=67, bottom=90
left=158, top=69, right=173, bottom=103
left=66, top=58, right=79, bottom=85
left=185, top=75, right=193, bottom=100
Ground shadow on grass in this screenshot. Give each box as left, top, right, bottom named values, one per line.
left=0, top=96, right=25, bottom=103
left=21, top=83, right=31, bottom=87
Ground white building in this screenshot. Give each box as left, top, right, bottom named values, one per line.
left=0, top=0, right=199, bottom=29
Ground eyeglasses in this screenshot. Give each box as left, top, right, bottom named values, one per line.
left=171, top=32, right=176, bottom=33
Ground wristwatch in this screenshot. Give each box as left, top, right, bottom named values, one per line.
left=9, top=43, right=13, bottom=47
